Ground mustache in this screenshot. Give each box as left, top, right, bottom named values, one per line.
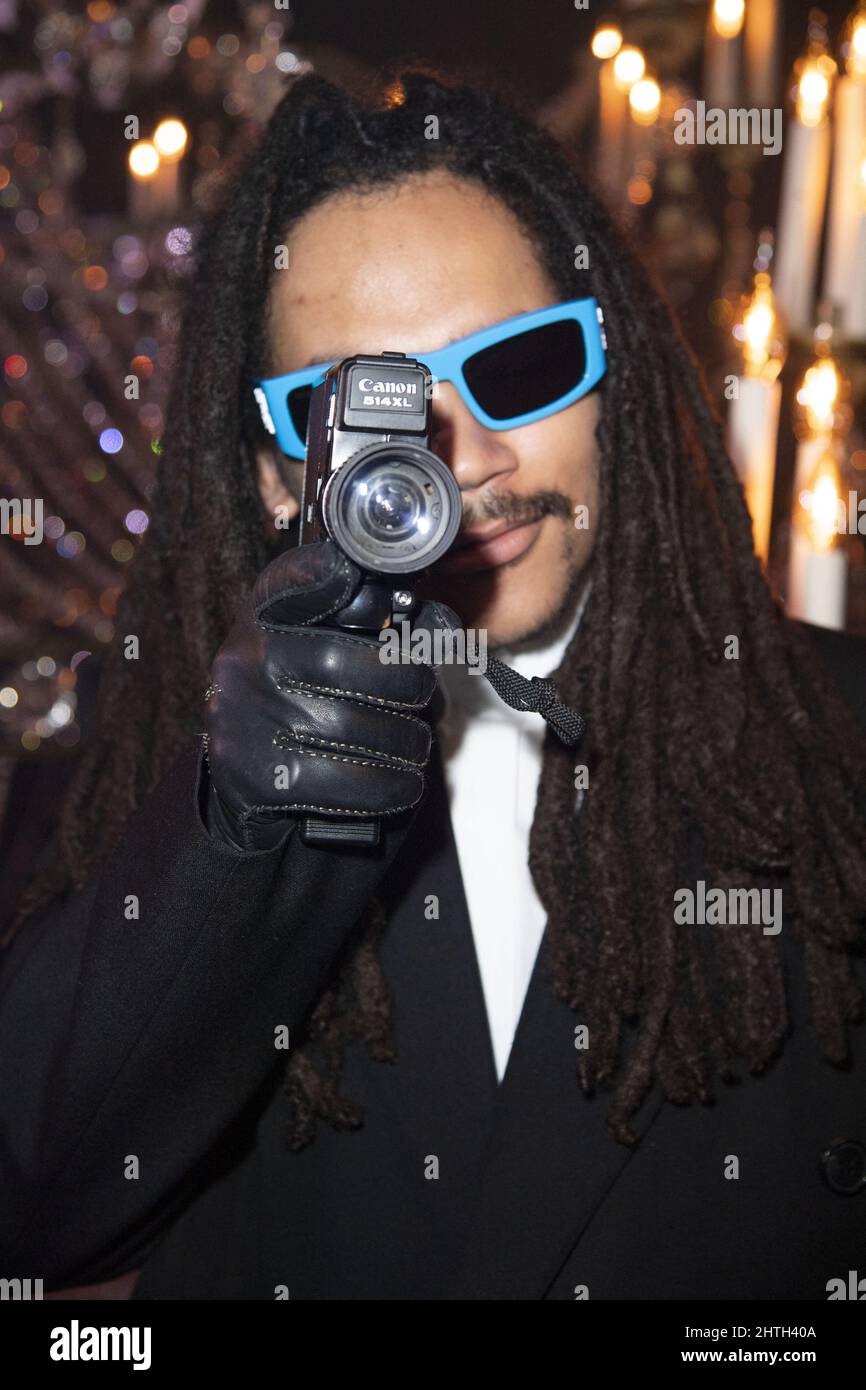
left=459, top=489, right=574, bottom=531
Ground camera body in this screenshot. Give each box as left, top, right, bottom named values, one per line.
left=300, top=352, right=462, bottom=626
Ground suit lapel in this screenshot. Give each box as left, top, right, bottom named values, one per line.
left=447, top=932, right=665, bottom=1299
left=384, top=724, right=670, bottom=1300
left=446, top=821, right=716, bottom=1300
left=375, top=740, right=500, bottom=1163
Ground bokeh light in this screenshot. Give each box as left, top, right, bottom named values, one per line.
left=128, top=141, right=159, bottom=178
left=153, top=118, right=188, bottom=161
left=99, top=427, right=123, bottom=453
left=591, top=26, right=622, bottom=61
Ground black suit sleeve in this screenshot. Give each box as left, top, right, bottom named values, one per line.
left=0, top=743, right=411, bottom=1288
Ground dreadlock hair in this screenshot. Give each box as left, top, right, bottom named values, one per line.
left=12, top=68, right=866, bottom=1148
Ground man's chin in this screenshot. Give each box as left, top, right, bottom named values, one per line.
left=423, top=559, right=590, bottom=651
left=426, top=588, right=579, bottom=651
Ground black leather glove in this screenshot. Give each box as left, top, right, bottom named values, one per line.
left=203, top=540, right=441, bottom=852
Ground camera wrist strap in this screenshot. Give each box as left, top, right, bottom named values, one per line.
left=479, top=656, right=587, bottom=748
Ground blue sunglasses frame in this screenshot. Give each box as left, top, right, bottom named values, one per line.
left=253, top=296, right=607, bottom=459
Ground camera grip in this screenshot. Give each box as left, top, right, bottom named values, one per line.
left=299, top=815, right=381, bottom=848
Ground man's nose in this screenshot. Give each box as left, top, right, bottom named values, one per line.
left=428, top=381, right=518, bottom=494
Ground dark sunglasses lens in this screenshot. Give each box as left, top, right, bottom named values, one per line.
left=287, top=385, right=313, bottom=445
left=463, top=319, right=587, bottom=422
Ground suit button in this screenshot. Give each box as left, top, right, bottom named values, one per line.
left=821, top=1140, right=866, bottom=1194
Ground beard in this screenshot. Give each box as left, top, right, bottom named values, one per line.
left=424, top=486, right=593, bottom=651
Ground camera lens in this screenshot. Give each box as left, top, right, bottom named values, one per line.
left=322, top=443, right=462, bottom=574
left=362, top=475, right=424, bottom=541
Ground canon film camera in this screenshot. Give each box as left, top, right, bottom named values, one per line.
left=299, top=351, right=462, bottom=629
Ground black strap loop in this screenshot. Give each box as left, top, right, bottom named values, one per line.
left=480, top=656, right=587, bottom=747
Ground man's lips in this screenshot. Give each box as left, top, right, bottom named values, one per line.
left=438, top=517, right=544, bottom=574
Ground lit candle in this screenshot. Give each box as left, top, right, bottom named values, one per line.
left=775, top=45, right=835, bottom=336
left=823, top=5, right=866, bottom=342
left=726, top=247, right=787, bottom=563
left=150, top=118, right=188, bottom=219
left=787, top=445, right=848, bottom=628
left=593, top=25, right=624, bottom=200
left=704, top=0, right=744, bottom=110
left=786, top=346, right=849, bottom=629
left=629, top=75, right=661, bottom=128
left=848, top=152, right=866, bottom=339
left=627, top=73, right=661, bottom=175
left=745, top=0, right=779, bottom=107
left=127, top=140, right=160, bottom=223
left=610, top=45, right=646, bottom=196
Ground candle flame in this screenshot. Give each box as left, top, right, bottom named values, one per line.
left=712, top=0, right=745, bottom=40
left=734, top=273, right=786, bottom=380
left=128, top=141, right=159, bottom=179
left=613, top=46, right=645, bottom=92
left=847, top=11, right=866, bottom=80
left=796, top=61, right=832, bottom=125
left=153, top=119, right=188, bottom=162
left=629, top=77, right=661, bottom=124
left=800, top=450, right=843, bottom=551
left=592, top=25, right=622, bottom=60
left=796, top=358, right=840, bottom=433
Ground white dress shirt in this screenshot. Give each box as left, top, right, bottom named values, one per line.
left=435, top=594, right=586, bottom=1082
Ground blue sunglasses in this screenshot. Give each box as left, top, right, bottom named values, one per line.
left=253, top=297, right=607, bottom=459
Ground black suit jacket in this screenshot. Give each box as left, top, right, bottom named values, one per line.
left=1, top=621, right=865, bottom=1300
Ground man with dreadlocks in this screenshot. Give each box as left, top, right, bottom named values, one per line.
left=2, top=69, right=866, bottom=1302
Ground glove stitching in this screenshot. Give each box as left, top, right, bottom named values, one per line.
left=242, top=784, right=423, bottom=818
left=273, top=729, right=429, bottom=768
left=268, top=745, right=417, bottom=772
left=275, top=684, right=430, bottom=729
left=246, top=802, right=417, bottom=817
left=276, top=676, right=430, bottom=712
